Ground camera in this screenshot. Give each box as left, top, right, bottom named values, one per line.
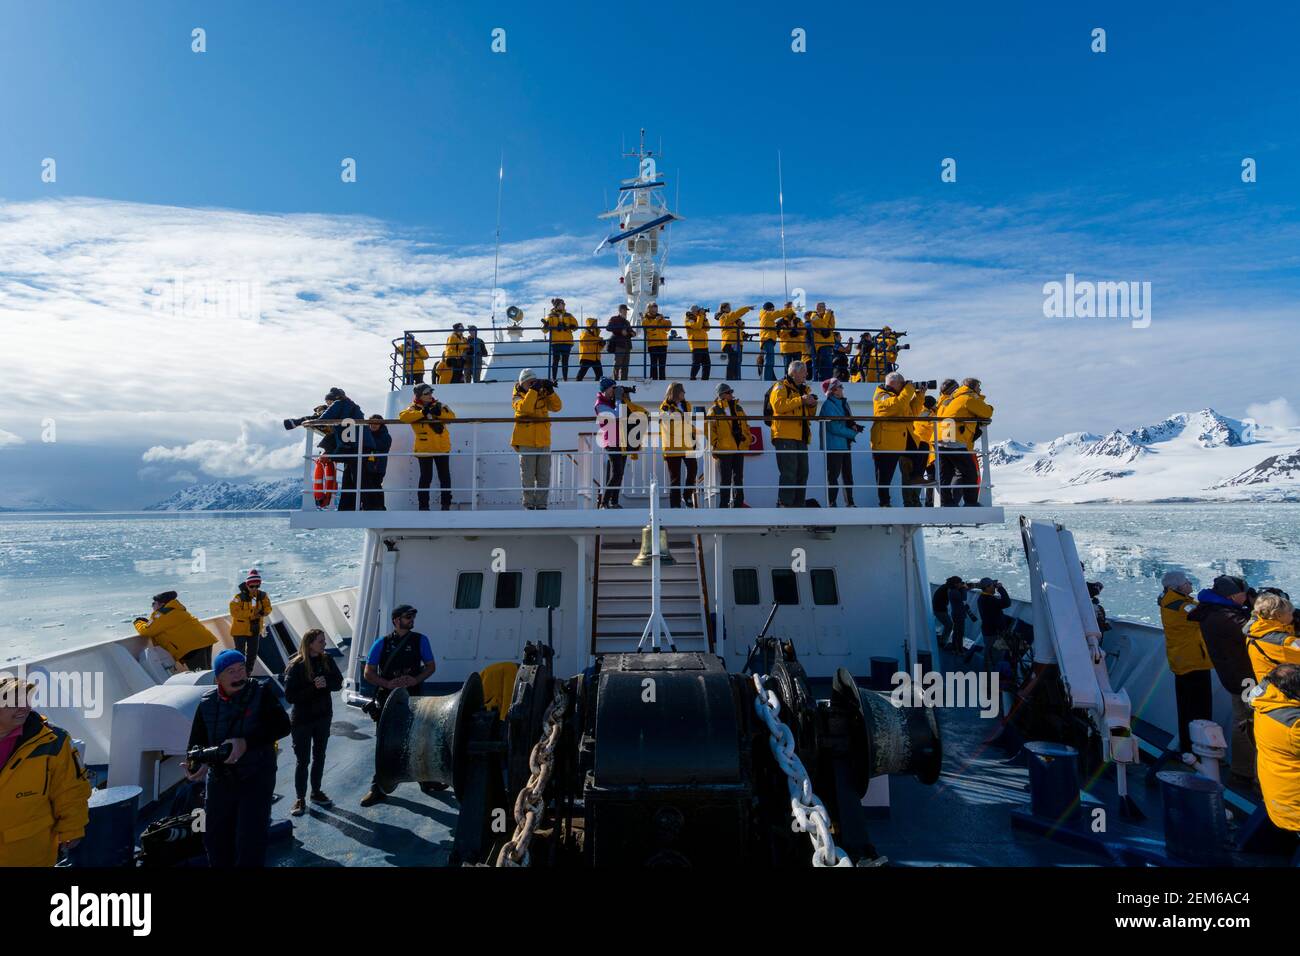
left=532, top=378, right=558, bottom=391
left=361, top=696, right=383, bottom=721
left=283, top=415, right=312, bottom=431
left=910, top=380, right=938, bottom=390
left=185, top=742, right=233, bottom=771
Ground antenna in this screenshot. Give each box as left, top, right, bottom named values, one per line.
left=777, top=151, right=788, bottom=300
left=490, top=152, right=505, bottom=336
left=661, top=170, right=680, bottom=281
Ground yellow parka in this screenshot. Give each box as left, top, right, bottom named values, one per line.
left=659, top=401, right=698, bottom=457
left=871, top=383, right=922, bottom=452
left=1157, top=589, right=1210, bottom=676
left=767, top=378, right=813, bottom=442
left=810, top=310, right=836, bottom=346
left=684, top=312, right=711, bottom=350
left=511, top=385, right=563, bottom=448
left=708, top=398, right=753, bottom=455
left=1248, top=617, right=1300, bottom=684
left=133, top=598, right=217, bottom=662
left=643, top=314, right=671, bottom=347
left=1251, top=678, right=1300, bottom=832
left=398, top=400, right=457, bottom=455
left=543, top=311, right=578, bottom=345
left=229, top=588, right=272, bottom=639
left=911, top=411, right=936, bottom=464
left=718, top=307, right=753, bottom=347
left=0, top=713, right=91, bottom=867
left=759, top=307, right=794, bottom=344
left=578, top=322, right=604, bottom=361
left=397, top=340, right=429, bottom=376
left=443, top=331, right=468, bottom=360
left=778, top=317, right=806, bottom=356
left=935, top=386, right=994, bottom=450
left=433, top=360, right=453, bottom=384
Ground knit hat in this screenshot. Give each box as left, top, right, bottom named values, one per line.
left=1212, top=574, right=1248, bottom=597
left=715, top=382, right=734, bottom=396
left=413, top=383, right=433, bottom=397
left=821, top=377, right=842, bottom=396
left=246, top=569, right=262, bottom=587
left=1161, top=570, right=1191, bottom=591
left=213, top=649, right=246, bottom=679
left=152, top=590, right=178, bottom=605
left=325, top=387, right=346, bottom=402
left=518, top=368, right=537, bottom=384
left=599, top=377, right=617, bottom=392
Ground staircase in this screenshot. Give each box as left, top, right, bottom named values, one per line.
left=592, top=534, right=712, bottom=655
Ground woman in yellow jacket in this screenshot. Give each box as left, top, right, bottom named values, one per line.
left=0, top=678, right=92, bottom=867
left=1247, top=592, right=1300, bottom=683
left=1156, top=572, right=1213, bottom=756
left=576, top=318, right=604, bottom=381
left=716, top=303, right=753, bottom=380
left=659, top=382, right=699, bottom=507
left=443, top=323, right=469, bottom=383
left=229, top=569, right=272, bottom=673
left=512, top=369, right=563, bottom=509
left=708, top=382, right=753, bottom=507
left=758, top=302, right=794, bottom=382
left=398, top=383, right=457, bottom=510
left=642, top=304, right=672, bottom=380
left=685, top=306, right=712, bottom=381
left=134, top=591, right=217, bottom=671
left=1250, top=664, right=1300, bottom=832
left=396, top=334, right=429, bottom=385
left=544, top=300, right=579, bottom=381
left=776, top=313, right=806, bottom=379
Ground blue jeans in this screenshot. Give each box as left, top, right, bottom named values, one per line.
left=761, top=340, right=777, bottom=381
left=816, top=346, right=835, bottom=381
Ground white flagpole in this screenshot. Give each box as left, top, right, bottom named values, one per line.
left=490, top=153, right=504, bottom=336
left=778, top=151, right=788, bottom=300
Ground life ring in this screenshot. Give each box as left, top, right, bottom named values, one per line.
left=313, top=457, right=338, bottom=507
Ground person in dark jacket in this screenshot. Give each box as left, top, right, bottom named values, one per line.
left=606, top=305, right=636, bottom=381
left=947, top=580, right=977, bottom=653
left=316, top=387, right=366, bottom=511
left=466, top=325, right=489, bottom=383
left=932, top=576, right=962, bottom=648
left=1188, top=574, right=1255, bottom=783
left=185, top=649, right=291, bottom=867
left=281, top=628, right=343, bottom=816
left=974, top=578, right=1012, bottom=671
left=360, top=415, right=391, bottom=511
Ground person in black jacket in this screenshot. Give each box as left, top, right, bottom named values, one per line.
left=1188, top=574, right=1256, bottom=784
left=184, top=649, right=291, bottom=867
left=932, top=576, right=961, bottom=648
left=947, top=580, right=977, bottom=653
left=974, top=578, right=1012, bottom=671
left=316, top=387, right=366, bottom=511
left=282, top=628, right=344, bottom=816
left=360, top=415, right=391, bottom=511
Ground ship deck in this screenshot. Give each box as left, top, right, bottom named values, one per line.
left=258, top=645, right=1287, bottom=868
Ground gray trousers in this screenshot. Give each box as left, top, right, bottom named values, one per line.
left=518, top=447, right=551, bottom=508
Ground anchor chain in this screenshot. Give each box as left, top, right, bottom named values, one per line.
left=751, top=673, right=852, bottom=868
left=497, top=683, right=568, bottom=867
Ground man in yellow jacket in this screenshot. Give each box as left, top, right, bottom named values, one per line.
left=758, top=301, right=794, bottom=382
left=134, top=591, right=218, bottom=671
left=0, top=676, right=92, bottom=866
left=642, top=303, right=672, bottom=380
left=809, top=303, right=836, bottom=380
left=709, top=382, right=753, bottom=506
left=870, top=372, right=924, bottom=508
left=767, top=360, right=818, bottom=506
left=576, top=318, right=604, bottom=381
left=1251, top=663, right=1300, bottom=834
left=1157, top=571, right=1213, bottom=758
left=717, top=303, right=754, bottom=380
left=397, top=333, right=429, bottom=385
left=685, top=306, right=712, bottom=381
left=229, top=569, right=272, bottom=674
left=543, top=300, right=579, bottom=381
left=443, top=322, right=469, bottom=383
left=934, top=377, right=994, bottom=507
left=398, top=383, right=456, bottom=510
left=512, top=368, right=563, bottom=509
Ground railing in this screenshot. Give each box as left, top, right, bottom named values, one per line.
left=388, top=325, right=911, bottom=390
left=296, top=412, right=994, bottom=513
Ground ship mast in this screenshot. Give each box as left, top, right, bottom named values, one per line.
left=595, top=128, right=680, bottom=325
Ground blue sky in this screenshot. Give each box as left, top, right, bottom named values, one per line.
left=1, top=1, right=1298, bottom=508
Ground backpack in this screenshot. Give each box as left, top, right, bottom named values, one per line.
left=762, top=385, right=775, bottom=429
left=139, top=811, right=207, bottom=867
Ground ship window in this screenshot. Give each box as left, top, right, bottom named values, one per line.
left=495, top=571, right=523, bottom=609
left=535, top=570, right=562, bottom=609
left=454, top=572, right=483, bottom=610
left=771, top=569, right=800, bottom=606
left=811, top=569, right=839, bottom=606
left=733, top=568, right=760, bottom=606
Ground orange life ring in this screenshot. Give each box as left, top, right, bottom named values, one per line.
left=313, top=457, right=338, bottom=507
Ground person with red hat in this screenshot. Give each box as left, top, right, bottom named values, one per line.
left=230, top=569, right=272, bottom=675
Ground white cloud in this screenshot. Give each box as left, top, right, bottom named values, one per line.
left=0, top=429, right=23, bottom=449
left=1245, top=398, right=1300, bottom=430
left=141, top=417, right=302, bottom=478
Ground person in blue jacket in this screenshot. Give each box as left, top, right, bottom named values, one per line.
left=360, top=415, right=391, bottom=511
left=316, top=387, right=366, bottom=511
left=819, top=378, right=863, bottom=507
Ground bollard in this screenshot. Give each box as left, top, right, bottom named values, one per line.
left=1157, top=770, right=1229, bottom=865
left=1024, top=741, right=1081, bottom=824
left=869, top=656, right=899, bottom=691
left=66, top=785, right=142, bottom=867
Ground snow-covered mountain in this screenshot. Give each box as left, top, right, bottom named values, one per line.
left=0, top=492, right=95, bottom=512
left=144, top=477, right=301, bottom=511
left=990, top=409, right=1300, bottom=504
